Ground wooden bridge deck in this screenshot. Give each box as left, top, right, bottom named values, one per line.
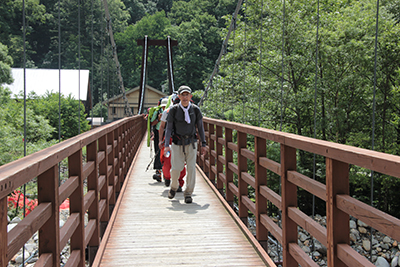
left=94, top=137, right=268, bottom=266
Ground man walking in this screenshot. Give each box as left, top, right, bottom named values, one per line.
left=163, top=85, right=207, bottom=204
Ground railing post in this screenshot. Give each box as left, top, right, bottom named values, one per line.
left=0, top=197, right=6, bottom=267
left=122, top=123, right=128, bottom=178
left=127, top=120, right=133, bottom=164
left=281, top=144, right=297, bottom=267
left=197, top=120, right=204, bottom=168
left=114, top=128, right=121, bottom=196
left=216, top=125, right=224, bottom=194
left=87, top=140, right=100, bottom=264
left=69, top=150, right=85, bottom=267
left=237, top=131, right=248, bottom=225
left=225, top=127, right=234, bottom=208
left=209, top=123, right=216, bottom=185
left=326, top=158, right=349, bottom=267
left=108, top=130, right=116, bottom=211
left=255, top=136, right=268, bottom=249
left=203, top=122, right=210, bottom=175
left=99, top=135, right=109, bottom=237
left=38, top=165, right=60, bottom=267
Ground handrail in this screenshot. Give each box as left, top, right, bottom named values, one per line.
left=0, top=115, right=146, bottom=267
left=199, top=117, right=400, bottom=267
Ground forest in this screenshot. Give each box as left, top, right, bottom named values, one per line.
left=1, top=0, right=400, bottom=217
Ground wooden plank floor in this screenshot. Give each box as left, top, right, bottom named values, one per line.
left=96, top=138, right=269, bottom=266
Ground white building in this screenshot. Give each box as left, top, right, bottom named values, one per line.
left=4, top=68, right=91, bottom=113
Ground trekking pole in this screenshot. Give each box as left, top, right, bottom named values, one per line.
left=145, top=148, right=161, bottom=172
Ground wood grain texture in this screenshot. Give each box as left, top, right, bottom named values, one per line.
left=96, top=138, right=268, bottom=267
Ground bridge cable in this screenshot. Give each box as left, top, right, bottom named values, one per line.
left=102, top=0, right=132, bottom=116
left=242, top=0, right=247, bottom=124
left=277, top=0, right=286, bottom=262
left=78, top=0, right=82, bottom=133
left=257, top=0, right=263, bottom=127
left=167, top=36, right=175, bottom=93
left=138, top=36, right=148, bottom=115
left=58, top=0, right=61, bottom=145
left=198, top=0, right=244, bottom=107
left=57, top=0, right=62, bottom=191
left=22, top=0, right=27, bottom=264
left=279, top=1, right=286, bottom=132
left=90, top=0, right=94, bottom=129
left=369, top=0, right=380, bottom=262
left=311, top=0, right=321, bottom=260
left=107, top=32, right=110, bottom=119
left=100, top=10, right=104, bottom=121
left=232, top=17, right=236, bottom=119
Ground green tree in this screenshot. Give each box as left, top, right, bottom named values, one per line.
left=115, top=11, right=171, bottom=90
left=168, top=0, right=236, bottom=91
left=0, top=87, right=57, bottom=166
left=28, top=91, right=91, bottom=140
left=0, top=42, right=14, bottom=85
left=90, top=101, right=108, bottom=121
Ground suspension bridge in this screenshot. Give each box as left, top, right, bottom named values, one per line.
left=1, top=0, right=400, bottom=266
left=2, top=114, right=400, bottom=267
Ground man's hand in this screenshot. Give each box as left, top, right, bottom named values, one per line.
left=158, top=141, right=164, bottom=149
left=201, top=146, right=207, bottom=156
left=164, top=146, right=171, bottom=156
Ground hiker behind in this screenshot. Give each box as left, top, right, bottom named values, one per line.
left=158, top=93, right=186, bottom=192
left=149, top=97, right=167, bottom=182
left=164, top=85, right=207, bottom=204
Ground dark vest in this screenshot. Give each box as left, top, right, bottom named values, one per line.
left=168, top=104, right=202, bottom=145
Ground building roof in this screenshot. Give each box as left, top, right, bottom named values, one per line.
left=4, top=68, right=90, bottom=101
left=103, top=85, right=167, bottom=104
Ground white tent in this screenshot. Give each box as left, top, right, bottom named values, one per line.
left=5, top=68, right=89, bottom=101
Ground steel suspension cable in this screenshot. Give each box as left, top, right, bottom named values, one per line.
left=138, top=36, right=148, bottom=115
left=312, top=0, right=321, bottom=259
left=167, top=36, right=175, bottom=92
left=22, top=0, right=27, bottom=264
left=58, top=0, right=61, bottom=143
left=232, top=18, right=236, bottom=118
left=258, top=0, right=263, bottom=127
left=100, top=13, right=104, bottom=120
left=279, top=0, right=286, bottom=132
left=370, top=0, right=380, bottom=261
left=79, top=0, right=82, bottom=133
left=277, top=0, right=286, bottom=262
left=90, top=0, right=94, bottom=128
left=242, top=1, right=247, bottom=124
left=198, top=0, right=244, bottom=106
left=102, top=0, right=132, bottom=116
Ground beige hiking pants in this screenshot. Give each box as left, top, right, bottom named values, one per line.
left=170, top=142, right=197, bottom=197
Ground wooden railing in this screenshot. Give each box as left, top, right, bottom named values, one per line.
left=198, top=117, right=400, bottom=267
left=0, top=115, right=146, bottom=267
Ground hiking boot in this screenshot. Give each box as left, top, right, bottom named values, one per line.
left=153, top=173, right=162, bottom=182
left=168, top=189, right=176, bottom=199
left=164, top=179, right=171, bottom=187
left=177, top=186, right=182, bottom=192
left=153, top=170, right=162, bottom=182
left=184, top=196, right=192, bottom=204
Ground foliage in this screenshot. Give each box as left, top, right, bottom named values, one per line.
left=0, top=42, right=14, bottom=85
left=200, top=0, right=400, bottom=217
left=27, top=91, right=91, bottom=140
left=115, top=11, right=171, bottom=90
left=90, top=101, right=108, bottom=121
left=167, top=0, right=236, bottom=91
left=0, top=87, right=88, bottom=166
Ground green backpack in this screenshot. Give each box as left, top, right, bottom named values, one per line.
left=147, top=105, right=163, bottom=147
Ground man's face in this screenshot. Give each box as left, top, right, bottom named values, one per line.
left=178, top=92, right=191, bottom=106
